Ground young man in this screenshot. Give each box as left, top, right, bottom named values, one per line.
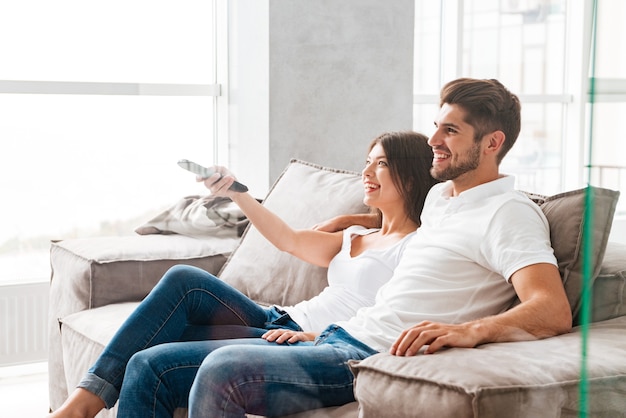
left=130, top=78, right=574, bottom=418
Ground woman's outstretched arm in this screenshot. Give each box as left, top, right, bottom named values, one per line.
left=203, top=168, right=343, bottom=267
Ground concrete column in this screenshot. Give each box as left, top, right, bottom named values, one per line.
left=229, top=0, right=415, bottom=193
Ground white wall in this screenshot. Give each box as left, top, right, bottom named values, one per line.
left=227, top=0, right=415, bottom=196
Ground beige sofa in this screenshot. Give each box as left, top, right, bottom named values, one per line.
left=48, top=160, right=626, bottom=417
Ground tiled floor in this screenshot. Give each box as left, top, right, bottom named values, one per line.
left=0, top=362, right=49, bottom=417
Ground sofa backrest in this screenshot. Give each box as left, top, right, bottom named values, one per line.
left=219, top=159, right=622, bottom=325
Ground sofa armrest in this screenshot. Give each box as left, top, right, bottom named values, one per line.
left=49, top=234, right=239, bottom=311
left=48, top=233, right=239, bottom=409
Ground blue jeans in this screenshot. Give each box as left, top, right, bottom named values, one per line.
left=77, top=264, right=302, bottom=410
left=117, top=325, right=377, bottom=418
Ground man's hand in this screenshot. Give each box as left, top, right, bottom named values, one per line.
left=262, top=329, right=317, bottom=344
left=389, top=321, right=485, bottom=356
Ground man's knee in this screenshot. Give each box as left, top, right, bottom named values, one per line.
left=197, top=346, right=246, bottom=383
left=126, top=349, right=158, bottom=381
left=190, top=346, right=265, bottom=415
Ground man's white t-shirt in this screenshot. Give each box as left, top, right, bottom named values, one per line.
left=339, top=176, right=558, bottom=352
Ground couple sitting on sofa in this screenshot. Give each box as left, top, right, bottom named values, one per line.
left=49, top=78, right=573, bottom=418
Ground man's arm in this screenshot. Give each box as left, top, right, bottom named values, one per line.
left=312, top=213, right=381, bottom=232
left=390, top=262, right=572, bottom=355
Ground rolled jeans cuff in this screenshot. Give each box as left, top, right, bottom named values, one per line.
left=77, top=372, right=120, bottom=409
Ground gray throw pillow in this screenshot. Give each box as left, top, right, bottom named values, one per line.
left=524, top=187, right=620, bottom=323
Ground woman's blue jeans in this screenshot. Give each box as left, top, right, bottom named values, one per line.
left=76, top=264, right=302, bottom=410
left=118, top=325, right=378, bottom=418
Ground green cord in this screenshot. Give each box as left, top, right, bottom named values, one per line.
left=580, top=1, right=599, bottom=416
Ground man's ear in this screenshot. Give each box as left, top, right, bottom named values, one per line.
left=485, top=130, right=505, bottom=155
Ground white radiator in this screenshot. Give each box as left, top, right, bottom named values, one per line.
left=0, top=282, right=49, bottom=366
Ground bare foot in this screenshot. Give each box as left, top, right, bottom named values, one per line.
left=47, top=388, right=105, bottom=418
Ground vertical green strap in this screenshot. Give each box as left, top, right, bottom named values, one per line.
left=580, top=1, right=599, bottom=417
left=580, top=187, right=594, bottom=418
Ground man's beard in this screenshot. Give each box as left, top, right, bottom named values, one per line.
left=430, top=142, right=481, bottom=181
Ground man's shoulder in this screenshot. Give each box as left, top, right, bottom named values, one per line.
left=491, top=191, right=549, bottom=228
left=494, top=189, right=537, bottom=205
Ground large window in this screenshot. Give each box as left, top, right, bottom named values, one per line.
left=414, top=0, right=626, bottom=216
left=0, top=1, right=227, bottom=284
left=587, top=1, right=626, bottom=203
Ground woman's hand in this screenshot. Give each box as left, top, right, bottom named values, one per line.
left=200, top=166, right=239, bottom=198
left=262, top=329, right=317, bottom=344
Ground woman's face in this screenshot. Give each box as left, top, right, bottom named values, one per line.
left=362, top=143, right=403, bottom=210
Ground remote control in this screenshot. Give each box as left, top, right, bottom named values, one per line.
left=177, top=159, right=249, bottom=193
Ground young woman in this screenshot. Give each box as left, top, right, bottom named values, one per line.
left=49, top=131, right=438, bottom=418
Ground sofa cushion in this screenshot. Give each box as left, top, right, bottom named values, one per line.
left=591, top=242, right=626, bottom=322
left=218, top=159, right=368, bottom=307
left=351, top=315, right=626, bottom=418
left=523, top=187, right=620, bottom=323
left=50, top=234, right=240, bottom=310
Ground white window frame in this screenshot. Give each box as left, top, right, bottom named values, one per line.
left=415, top=0, right=625, bottom=199
left=0, top=0, right=230, bottom=166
